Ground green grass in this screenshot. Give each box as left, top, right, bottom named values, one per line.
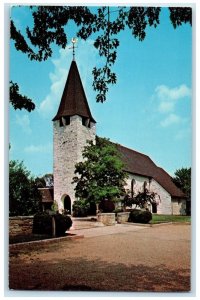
left=150, top=214, right=191, bottom=224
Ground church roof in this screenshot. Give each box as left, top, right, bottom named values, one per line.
left=52, top=60, right=96, bottom=123
left=38, top=187, right=54, bottom=203
left=116, top=144, right=186, bottom=198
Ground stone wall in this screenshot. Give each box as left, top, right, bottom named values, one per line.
left=150, top=179, right=172, bottom=215
left=53, top=115, right=95, bottom=212
left=172, top=198, right=187, bottom=215
left=117, top=212, right=130, bottom=223
left=125, top=173, right=173, bottom=215
left=97, top=213, right=116, bottom=225
left=9, top=216, right=33, bottom=236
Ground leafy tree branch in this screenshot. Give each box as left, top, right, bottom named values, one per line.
left=10, top=81, right=35, bottom=112
left=10, top=6, right=192, bottom=108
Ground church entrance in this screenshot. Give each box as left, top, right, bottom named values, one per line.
left=63, top=195, right=71, bottom=214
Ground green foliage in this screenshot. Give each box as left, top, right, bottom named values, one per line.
left=32, top=211, right=52, bottom=234
left=35, top=173, right=54, bottom=188
left=72, top=199, right=90, bottom=217
left=9, top=160, right=41, bottom=216
left=99, top=199, right=115, bottom=213
left=54, top=213, right=73, bottom=236
left=172, top=167, right=191, bottom=198
left=51, top=202, right=59, bottom=212
left=123, top=190, right=159, bottom=209
left=10, top=6, right=192, bottom=106
left=73, top=136, right=127, bottom=204
left=169, top=7, right=192, bottom=28
left=172, top=167, right=191, bottom=215
left=32, top=212, right=72, bottom=236
left=10, top=81, right=35, bottom=112
left=113, top=207, right=124, bottom=214
left=128, top=209, right=152, bottom=224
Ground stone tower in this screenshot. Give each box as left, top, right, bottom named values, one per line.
left=52, top=60, right=96, bottom=213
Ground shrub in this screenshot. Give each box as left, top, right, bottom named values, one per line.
left=99, top=199, right=115, bottom=213
left=54, top=214, right=72, bottom=236
left=32, top=211, right=72, bottom=236
left=113, top=208, right=124, bottom=214
left=128, top=209, right=152, bottom=224
left=72, top=199, right=90, bottom=217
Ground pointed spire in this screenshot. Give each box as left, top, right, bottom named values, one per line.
left=52, top=60, right=96, bottom=123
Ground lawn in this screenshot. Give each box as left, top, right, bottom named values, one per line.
left=150, top=214, right=191, bottom=224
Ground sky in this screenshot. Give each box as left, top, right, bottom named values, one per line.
left=9, top=5, right=192, bottom=178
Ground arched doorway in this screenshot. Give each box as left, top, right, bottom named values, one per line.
left=63, top=195, right=71, bottom=214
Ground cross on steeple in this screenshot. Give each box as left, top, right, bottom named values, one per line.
left=69, top=37, right=78, bottom=61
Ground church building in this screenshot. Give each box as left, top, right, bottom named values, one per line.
left=41, top=56, right=187, bottom=215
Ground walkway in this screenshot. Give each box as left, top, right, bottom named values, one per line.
left=70, top=218, right=147, bottom=237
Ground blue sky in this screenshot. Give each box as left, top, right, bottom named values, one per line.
left=9, top=5, right=192, bottom=178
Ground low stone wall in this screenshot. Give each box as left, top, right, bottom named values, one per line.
left=97, top=213, right=116, bottom=226
left=9, top=216, right=33, bottom=236
left=117, top=212, right=130, bottom=224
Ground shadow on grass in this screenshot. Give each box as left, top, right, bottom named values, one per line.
left=9, top=254, right=190, bottom=292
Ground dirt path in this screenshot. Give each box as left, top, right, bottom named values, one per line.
left=8, top=224, right=191, bottom=292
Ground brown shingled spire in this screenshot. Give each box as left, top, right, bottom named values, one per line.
left=52, top=60, right=96, bottom=123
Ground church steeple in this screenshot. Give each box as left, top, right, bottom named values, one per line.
left=53, top=59, right=96, bottom=213
left=52, top=60, right=96, bottom=123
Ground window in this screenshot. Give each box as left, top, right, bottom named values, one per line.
left=59, top=118, right=64, bottom=127
left=143, top=181, right=148, bottom=192
left=152, top=202, right=157, bottom=213
left=59, top=116, right=70, bottom=127
left=82, top=117, right=90, bottom=128
left=131, top=179, right=136, bottom=198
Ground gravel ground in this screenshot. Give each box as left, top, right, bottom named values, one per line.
left=8, top=224, right=191, bottom=293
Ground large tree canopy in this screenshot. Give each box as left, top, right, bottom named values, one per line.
left=9, top=160, right=41, bottom=216
left=10, top=6, right=192, bottom=111
left=172, top=167, right=191, bottom=199
left=72, top=136, right=128, bottom=203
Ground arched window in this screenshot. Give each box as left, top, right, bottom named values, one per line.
left=131, top=179, right=136, bottom=198
left=143, top=181, right=148, bottom=192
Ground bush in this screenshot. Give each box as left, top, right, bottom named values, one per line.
left=32, top=212, right=72, bottom=236
left=128, top=209, right=152, bottom=224
left=113, top=207, right=124, bottom=214
left=54, top=213, right=73, bottom=236
left=72, top=199, right=90, bottom=217
left=99, top=199, right=115, bottom=213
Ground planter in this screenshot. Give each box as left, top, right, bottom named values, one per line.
left=97, top=213, right=116, bottom=226
left=117, top=212, right=130, bottom=224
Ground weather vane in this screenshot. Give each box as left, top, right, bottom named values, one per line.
left=69, top=37, right=78, bottom=61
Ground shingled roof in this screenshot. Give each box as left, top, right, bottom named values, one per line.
left=38, top=187, right=54, bottom=203
left=52, top=60, right=96, bottom=123
left=116, top=144, right=185, bottom=198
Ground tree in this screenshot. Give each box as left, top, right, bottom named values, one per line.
left=172, top=167, right=191, bottom=215
left=172, top=167, right=191, bottom=197
left=10, top=6, right=192, bottom=109
left=123, top=189, right=159, bottom=210
left=9, top=160, right=41, bottom=216
left=35, top=173, right=54, bottom=188
left=72, top=136, right=128, bottom=204
left=10, top=81, right=35, bottom=112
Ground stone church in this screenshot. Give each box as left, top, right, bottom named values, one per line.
left=39, top=58, right=187, bottom=215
